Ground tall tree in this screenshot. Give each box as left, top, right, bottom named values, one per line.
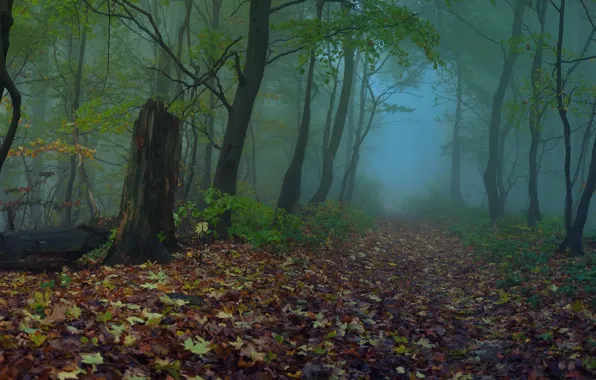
left=483, top=0, right=525, bottom=223
left=277, top=0, right=325, bottom=213
left=0, top=0, right=21, bottom=177
left=527, top=0, right=548, bottom=226
left=310, top=3, right=356, bottom=204
left=212, top=0, right=272, bottom=235
left=451, top=53, right=465, bottom=206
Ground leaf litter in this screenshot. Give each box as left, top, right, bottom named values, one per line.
left=0, top=221, right=594, bottom=379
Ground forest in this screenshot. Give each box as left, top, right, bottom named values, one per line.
left=0, top=0, right=595, bottom=378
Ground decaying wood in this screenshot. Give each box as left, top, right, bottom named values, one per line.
left=0, top=225, right=109, bottom=271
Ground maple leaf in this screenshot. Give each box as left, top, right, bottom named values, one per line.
left=229, top=336, right=244, bottom=349
left=183, top=337, right=211, bottom=355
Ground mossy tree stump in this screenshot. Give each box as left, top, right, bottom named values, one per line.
left=103, top=99, right=181, bottom=266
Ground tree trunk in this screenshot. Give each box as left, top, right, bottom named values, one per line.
left=183, top=115, right=199, bottom=201
left=561, top=117, right=596, bottom=256
left=199, top=1, right=221, bottom=195
left=527, top=0, right=546, bottom=226
left=451, top=53, right=464, bottom=205
left=554, top=0, right=573, bottom=236
left=63, top=9, right=89, bottom=226
left=277, top=0, right=324, bottom=213
left=570, top=97, right=596, bottom=216
left=483, top=0, right=525, bottom=223
left=310, top=4, right=356, bottom=204
left=0, top=0, right=22, bottom=177
left=212, top=0, right=271, bottom=236
left=103, top=99, right=181, bottom=265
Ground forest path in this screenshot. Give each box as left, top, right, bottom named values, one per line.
left=0, top=220, right=594, bottom=379
left=365, top=220, right=595, bottom=379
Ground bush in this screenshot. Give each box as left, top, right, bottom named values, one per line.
left=174, top=189, right=373, bottom=251
left=298, top=200, right=374, bottom=247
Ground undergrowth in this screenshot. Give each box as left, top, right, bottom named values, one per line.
left=174, top=188, right=373, bottom=251
left=405, top=194, right=596, bottom=307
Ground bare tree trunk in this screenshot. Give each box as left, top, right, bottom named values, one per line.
left=310, top=4, right=356, bottom=204
left=570, top=98, right=596, bottom=216
left=183, top=115, right=199, bottom=201
left=103, top=100, right=181, bottom=265
left=63, top=9, right=89, bottom=226
left=527, top=1, right=546, bottom=226
left=277, top=1, right=325, bottom=213
left=200, top=1, right=221, bottom=194
left=484, top=0, right=525, bottom=223
left=562, top=116, right=596, bottom=256
left=451, top=53, right=464, bottom=205
left=212, top=0, right=271, bottom=236
left=0, top=0, right=22, bottom=177
left=554, top=0, right=574, bottom=240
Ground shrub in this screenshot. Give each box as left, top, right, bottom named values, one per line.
left=174, top=190, right=373, bottom=251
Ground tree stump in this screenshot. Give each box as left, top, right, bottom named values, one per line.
left=103, top=99, right=181, bottom=266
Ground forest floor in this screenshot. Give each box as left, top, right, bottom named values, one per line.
left=0, top=220, right=595, bottom=379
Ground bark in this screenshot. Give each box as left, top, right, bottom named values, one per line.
left=310, top=4, right=356, bottom=203
left=212, top=0, right=271, bottom=236
left=0, top=0, right=21, bottom=177
left=248, top=121, right=258, bottom=198
left=339, top=80, right=378, bottom=203
left=527, top=0, right=546, bottom=226
left=570, top=98, right=596, bottom=215
left=483, top=0, right=525, bottom=223
left=561, top=115, right=596, bottom=256
left=183, top=115, right=199, bottom=201
left=321, top=7, right=338, bottom=164
left=200, top=1, right=221, bottom=194
left=451, top=53, right=465, bottom=206
left=103, top=100, right=181, bottom=265
left=496, top=77, right=519, bottom=212
left=339, top=51, right=367, bottom=203
left=63, top=10, right=91, bottom=226
left=277, top=0, right=324, bottom=213
left=0, top=226, right=108, bottom=271
left=554, top=0, right=573, bottom=236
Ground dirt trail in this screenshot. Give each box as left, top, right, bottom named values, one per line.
left=358, top=221, right=595, bottom=379
left=0, top=220, right=593, bottom=379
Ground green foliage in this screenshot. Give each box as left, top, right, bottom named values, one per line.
left=298, top=201, right=374, bottom=247
left=404, top=193, right=596, bottom=304
left=175, top=189, right=373, bottom=251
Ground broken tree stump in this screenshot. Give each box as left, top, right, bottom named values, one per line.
left=103, top=99, right=181, bottom=266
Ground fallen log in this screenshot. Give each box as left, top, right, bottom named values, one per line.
left=0, top=225, right=109, bottom=271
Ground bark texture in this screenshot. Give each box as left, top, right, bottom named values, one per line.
left=212, top=0, right=271, bottom=236
left=483, top=0, right=525, bottom=222
left=277, top=0, right=324, bottom=213
left=103, top=99, right=181, bottom=265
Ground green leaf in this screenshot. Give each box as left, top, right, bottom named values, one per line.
left=81, top=352, right=104, bottom=365
left=183, top=337, right=211, bottom=355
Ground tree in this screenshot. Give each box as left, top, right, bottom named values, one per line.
left=212, top=0, right=271, bottom=235
left=483, top=0, right=525, bottom=223
left=526, top=0, right=548, bottom=226
left=277, top=0, right=325, bottom=213
left=309, top=3, right=356, bottom=204
left=0, top=0, right=21, bottom=177
left=451, top=53, right=465, bottom=206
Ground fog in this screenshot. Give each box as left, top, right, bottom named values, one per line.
left=1, top=0, right=596, bottom=237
